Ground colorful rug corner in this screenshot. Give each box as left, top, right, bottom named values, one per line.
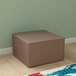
left=25, top=63, right=76, bottom=76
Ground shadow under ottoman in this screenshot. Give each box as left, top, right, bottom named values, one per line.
left=12, top=30, right=65, bottom=67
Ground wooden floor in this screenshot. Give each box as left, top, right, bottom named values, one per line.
left=0, top=43, right=76, bottom=76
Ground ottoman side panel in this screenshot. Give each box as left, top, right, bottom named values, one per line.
left=12, top=34, right=30, bottom=66
left=29, top=38, right=64, bottom=67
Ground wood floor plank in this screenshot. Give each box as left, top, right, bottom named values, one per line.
left=0, top=55, right=22, bottom=76
left=65, top=43, right=76, bottom=58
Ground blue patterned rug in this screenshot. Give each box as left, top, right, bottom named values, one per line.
left=25, top=63, right=76, bottom=76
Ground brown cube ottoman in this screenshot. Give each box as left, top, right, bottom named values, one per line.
left=12, top=30, right=65, bottom=67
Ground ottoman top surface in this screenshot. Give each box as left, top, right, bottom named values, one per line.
left=14, top=30, right=64, bottom=43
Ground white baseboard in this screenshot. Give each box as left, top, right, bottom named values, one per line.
left=65, top=37, right=76, bottom=44
left=0, top=47, right=13, bottom=55
left=0, top=37, right=76, bottom=55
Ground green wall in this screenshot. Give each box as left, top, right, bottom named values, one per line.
left=0, top=0, right=76, bottom=49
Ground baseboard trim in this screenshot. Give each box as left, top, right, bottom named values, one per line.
left=0, top=37, right=76, bottom=55
left=0, top=47, right=13, bottom=55
left=65, top=37, right=76, bottom=44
